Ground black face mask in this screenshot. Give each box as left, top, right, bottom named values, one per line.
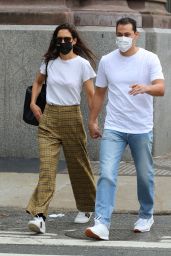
left=56, top=42, right=73, bottom=55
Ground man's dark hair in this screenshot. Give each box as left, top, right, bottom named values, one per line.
left=116, top=17, right=137, bottom=32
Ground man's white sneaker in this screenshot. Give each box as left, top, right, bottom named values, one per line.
left=134, top=216, right=154, bottom=233
left=28, top=216, right=46, bottom=234
left=85, top=221, right=109, bottom=240
left=74, top=212, right=92, bottom=224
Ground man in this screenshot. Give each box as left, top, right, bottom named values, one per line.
left=85, top=17, right=165, bottom=241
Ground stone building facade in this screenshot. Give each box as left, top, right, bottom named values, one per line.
left=0, top=0, right=171, bottom=160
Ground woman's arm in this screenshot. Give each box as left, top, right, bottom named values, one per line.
left=84, top=79, right=95, bottom=111
left=30, top=72, right=45, bottom=121
left=88, top=86, right=107, bottom=138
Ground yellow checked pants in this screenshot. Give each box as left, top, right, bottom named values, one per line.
left=26, top=104, right=96, bottom=217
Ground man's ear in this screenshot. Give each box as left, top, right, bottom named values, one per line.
left=135, top=31, right=140, bottom=39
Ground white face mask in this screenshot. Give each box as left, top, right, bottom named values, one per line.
left=116, top=36, right=133, bottom=52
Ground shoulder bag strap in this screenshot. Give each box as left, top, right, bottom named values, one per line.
left=44, top=61, right=48, bottom=87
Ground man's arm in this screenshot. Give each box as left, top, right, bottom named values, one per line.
left=129, top=79, right=165, bottom=96
left=89, top=86, right=107, bottom=139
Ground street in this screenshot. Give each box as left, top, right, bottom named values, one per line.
left=1, top=208, right=171, bottom=256
left=1, top=156, right=171, bottom=255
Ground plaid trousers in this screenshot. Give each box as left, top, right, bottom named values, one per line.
left=26, top=104, right=96, bottom=217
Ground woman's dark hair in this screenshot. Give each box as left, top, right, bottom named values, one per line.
left=116, top=17, right=137, bottom=33
left=44, top=23, right=96, bottom=68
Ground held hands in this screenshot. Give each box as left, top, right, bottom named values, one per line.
left=30, top=103, right=42, bottom=121
left=129, top=84, right=149, bottom=95
left=88, top=121, right=102, bottom=139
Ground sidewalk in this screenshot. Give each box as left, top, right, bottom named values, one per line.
left=0, top=153, right=171, bottom=213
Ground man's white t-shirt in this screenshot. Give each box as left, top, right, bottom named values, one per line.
left=40, top=56, right=96, bottom=105
left=96, top=48, right=164, bottom=134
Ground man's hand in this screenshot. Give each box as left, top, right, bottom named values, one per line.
left=88, top=121, right=102, bottom=139
left=30, top=103, right=42, bottom=121
left=129, top=84, right=149, bottom=95
left=129, top=79, right=165, bottom=97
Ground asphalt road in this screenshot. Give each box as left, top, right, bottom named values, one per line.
left=1, top=208, right=171, bottom=256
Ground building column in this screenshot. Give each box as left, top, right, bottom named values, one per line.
left=72, top=0, right=142, bottom=27
left=0, top=0, right=74, bottom=25
left=0, top=0, right=142, bottom=26
left=0, top=0, right=170, bottom=28
left=127, top=0, right=170, bottom=28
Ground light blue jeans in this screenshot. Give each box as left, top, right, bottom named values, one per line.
left=95, top=129, right=154, bottom=228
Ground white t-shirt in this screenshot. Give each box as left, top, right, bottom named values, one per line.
left=40, top=56, right=96, bottom=105
left=96, top=48, right=164, bottom=134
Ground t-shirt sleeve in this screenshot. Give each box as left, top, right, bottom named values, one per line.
left=40, top=61, right=46, bottom=75
left=149, top=54, right=164, bottom=82
left=95, top=57, right=108, bottom=88
left=82, top=61, right=96, bottom=82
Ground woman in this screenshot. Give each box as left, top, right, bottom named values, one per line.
left=26, top=23, right=96, bottom=234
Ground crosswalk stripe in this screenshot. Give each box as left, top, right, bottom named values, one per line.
left=0, top=254, right=79, bottom=256
left=0, top=231, right=56, bottom=235
left=0, top=231, right=171, bottom=249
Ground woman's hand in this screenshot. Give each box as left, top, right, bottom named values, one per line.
left=30, top=103, right=42, bottom=121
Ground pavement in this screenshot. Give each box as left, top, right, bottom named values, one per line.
left=0, top=152, right=171, bottom=213
left=1, top=154, right=171, bottom=249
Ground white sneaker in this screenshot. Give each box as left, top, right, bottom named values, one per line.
left=28, top=216, right=46, bottom=234
left=74, top=212, right=92, bottom=224
left=85, top=221, right=109, bottom=240
left=134, top=216, right=154, bottom=233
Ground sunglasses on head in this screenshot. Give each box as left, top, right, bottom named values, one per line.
left=56, top=37, right=72, bottom=43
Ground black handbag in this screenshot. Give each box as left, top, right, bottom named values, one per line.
left=23, top=62, right=48, bottom=126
